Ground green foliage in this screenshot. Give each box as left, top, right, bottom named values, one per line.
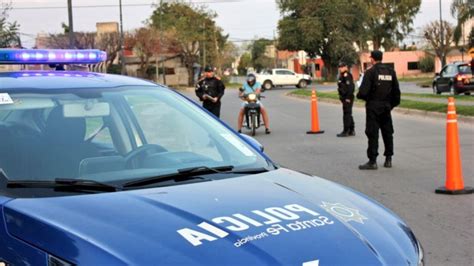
left=249, top=38, right=273, bottom=71
left=0, top=1, right=20, bottom=48
left=290, top=90, right=474, bottom=116
left=364, top=0, right=421, bottom=50
left=238, top=52, right=252, bottom=75
left=149, top=2, right=229, bottom=85
left=419, top=55, right=435, bottom=73
left=277, top=0, right=366, bottom=80
left=451, top=0, right=474, bottom=45
left=107, top=64, right=122, bottom=74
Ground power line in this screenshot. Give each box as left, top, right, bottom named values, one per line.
left=10, top=0, right=248, bottom=10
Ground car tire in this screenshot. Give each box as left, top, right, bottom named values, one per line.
left=449, top=83, right=459, bottom=95
left=298, top=79, right=308, bottom=89
left=263, top=81, right=273, bottom=91
left=434, top=83, right=441, bottom=95
left=465, top=92, right=471, bottom=95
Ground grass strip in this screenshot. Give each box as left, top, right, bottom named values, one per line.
left=290, top=89, right=474, bottom=117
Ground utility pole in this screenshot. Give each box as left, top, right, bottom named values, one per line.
left=119, top=0, right=126, bottom=74
left=439, top=0, right=445, bottom=68
left=67, top=0, right=74, bottom=48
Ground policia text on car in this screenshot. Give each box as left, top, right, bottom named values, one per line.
left=357, top=50, right=401, bottom=170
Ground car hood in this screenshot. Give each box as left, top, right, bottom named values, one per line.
left=4, top=168, right=420, bottom=265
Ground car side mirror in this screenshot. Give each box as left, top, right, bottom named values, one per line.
left=435, top=72, right=440, bottom=77
left=239, top=134, right=264, bottom=153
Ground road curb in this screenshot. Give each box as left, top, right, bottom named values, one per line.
left=287, top=92, right=474, bottom=124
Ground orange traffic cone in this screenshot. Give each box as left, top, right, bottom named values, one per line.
left=436, top=97, right=473, bottom=195
left=306, top=89, right=324, bottom=134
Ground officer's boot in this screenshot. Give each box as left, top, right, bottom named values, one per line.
left=384, top=156, right=392, bottom=168
left=348, top=128, right=355, bottom=136
left=337, top=130, right=349, bottom=137
left=359, top=160, right=378, bottom=170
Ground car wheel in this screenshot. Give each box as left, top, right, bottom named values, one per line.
left=263, top=81, right=273, bottom=91
left=434, top=83, right=441, bottom=95
left=298, top=79, right=308, bottom=89
left=449, top=84, right=459, bottom=95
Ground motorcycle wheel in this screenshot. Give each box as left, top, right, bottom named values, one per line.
left=251, top=113, right=257, bottom=136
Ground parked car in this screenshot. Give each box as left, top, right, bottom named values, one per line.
left=256, top=68, right=312, bottom=90
left=0, top=49, right=423, bottom=265
left=433, top=62, right=473, bottom=95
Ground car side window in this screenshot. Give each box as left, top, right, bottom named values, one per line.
left=275, top=70, right=286, bottom=75
left=284, top=70, right=295, bottom=75
left=440, top=67, right=448, bottom=76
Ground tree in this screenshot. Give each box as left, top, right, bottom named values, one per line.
left=423, top=21, right=454, bottom=67
left=451, top=0, right=474, bottom=45
left=125, top=27, right=161, bottom=79
left=277, top=0, right=367, bottom=80
left=238, top=52, right=252, bottom=75
left=0, top=1, right=21, bottom=48
left=149, top=2, right=227, bottom=85
left=249, top=38, right=274, bottom=72
left=363, top=0, right=421, bottom=50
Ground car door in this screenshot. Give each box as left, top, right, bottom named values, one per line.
left=284, top=70, right=300, bottom=85
left=274, top=70, right=286, bottom=85
left=437, top=66, right=450, bottom=92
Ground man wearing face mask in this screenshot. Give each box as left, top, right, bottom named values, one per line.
left=195, top=66, right=226, bottom=118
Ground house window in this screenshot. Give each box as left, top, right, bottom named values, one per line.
left=383, top=63, right=395, bottom=69
left=408, top=62, right=419, bottom=70
left=315, top=64, right=320, bottom=71
left=158, top=68, right=176, bottom=75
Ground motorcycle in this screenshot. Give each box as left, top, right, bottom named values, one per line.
left=241, top=92, right=264, bottom=136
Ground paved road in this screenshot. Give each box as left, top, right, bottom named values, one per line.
left=185, top=87, right=474, bottom=265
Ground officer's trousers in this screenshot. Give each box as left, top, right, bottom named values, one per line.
left=203, top=101, right=221, bottom=118
left=365, top=105, right=394, bottom=161
left=341, top=98, right=354, bottom=132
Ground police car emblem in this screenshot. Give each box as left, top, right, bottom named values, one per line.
left=320, top=202, right=368, bottom=224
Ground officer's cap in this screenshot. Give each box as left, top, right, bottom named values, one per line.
left=204, top=65, right=214, bottom=72
left=338, top=61, right=348, bottom=67
left=370, top=50, right=383, bottom=61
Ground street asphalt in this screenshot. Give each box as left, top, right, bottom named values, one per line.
left=182, top=86, right=474, bottom=266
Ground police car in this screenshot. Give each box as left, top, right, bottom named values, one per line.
left=0, top=49, right=423, bottom=265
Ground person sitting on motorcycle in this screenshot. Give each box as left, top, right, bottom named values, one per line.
left=237, top=74, right=271, bottom=134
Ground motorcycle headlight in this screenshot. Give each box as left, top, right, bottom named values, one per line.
left=248, top=94, right=257, bottom=101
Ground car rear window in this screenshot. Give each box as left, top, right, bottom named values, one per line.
left=458, top=65, right=472, bottom=74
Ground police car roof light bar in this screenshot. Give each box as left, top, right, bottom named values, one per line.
left=0, top=49, right=107, bottom=65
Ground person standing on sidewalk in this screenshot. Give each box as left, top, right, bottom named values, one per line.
left=195, top=66, right=225, bottom=118
left=336, top=61, right=355, bottom=137
left=356, top=50, right=400, bottom=170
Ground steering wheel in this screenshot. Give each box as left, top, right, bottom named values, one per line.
left=125, top=144, right=167, bottom=168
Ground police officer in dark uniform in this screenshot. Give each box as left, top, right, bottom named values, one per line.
left=195, top=66, right=225, bottom=118
left=356, top=50, right=400, bottom=170
left=337, top=61, right=355, bottom=137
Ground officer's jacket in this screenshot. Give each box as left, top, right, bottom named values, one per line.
left=195, top=77, right=225, bottom=103
left=337, top=71, right=355, bottom=100
left=357, top=63, right=400, bottom=109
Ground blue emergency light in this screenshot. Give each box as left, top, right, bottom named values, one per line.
left=0, top=49, right=106, bottom=64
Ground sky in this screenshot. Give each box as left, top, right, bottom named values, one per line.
left=5, top=0, right=456, bottom=48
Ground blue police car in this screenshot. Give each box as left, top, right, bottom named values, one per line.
left=0, top=49, right=423, bottom=265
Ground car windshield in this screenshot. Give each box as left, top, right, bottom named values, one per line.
left=0, top=85, right=271, bottom=186
left=458, top=65, right=472, bottom=74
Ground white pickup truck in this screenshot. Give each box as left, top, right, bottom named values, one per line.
left=255, top=68, right=312, bottom=90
